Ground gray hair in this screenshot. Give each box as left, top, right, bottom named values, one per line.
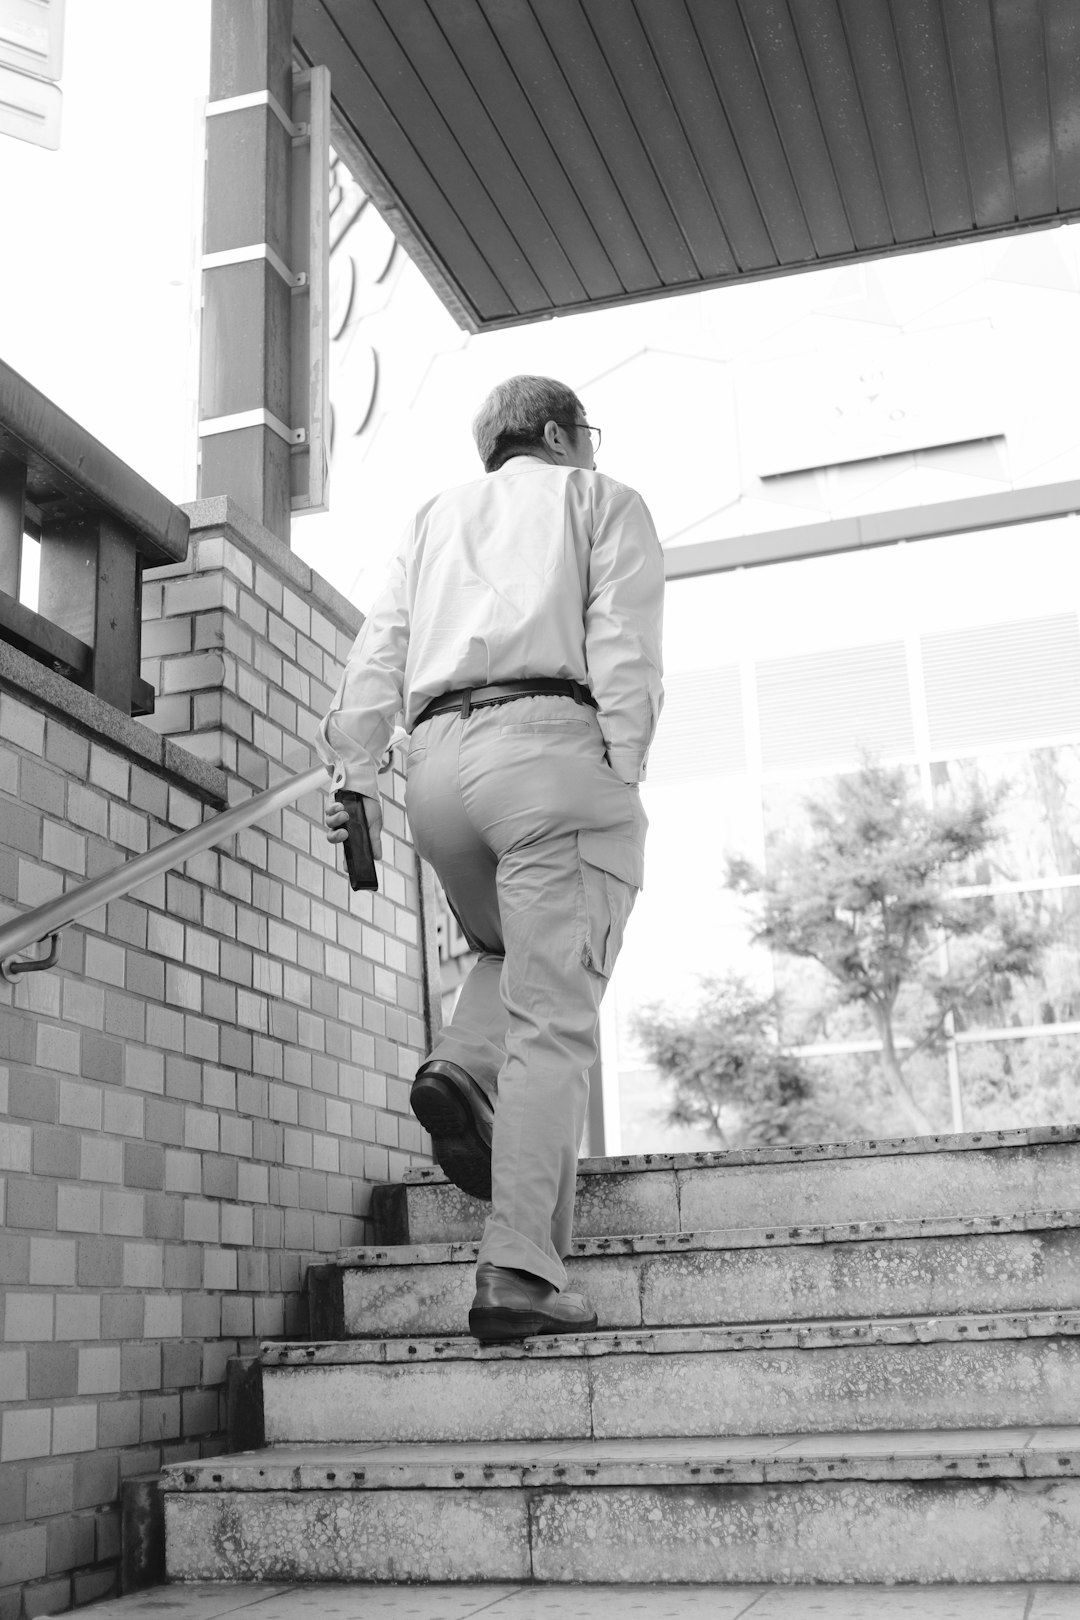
left=472, top=375, right=585, bottom=472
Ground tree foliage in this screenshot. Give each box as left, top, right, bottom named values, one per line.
left=633, top=977, right=817, bottom=1147
left=725, top=759, right=1045, bottom=1134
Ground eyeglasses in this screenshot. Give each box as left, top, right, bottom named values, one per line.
left=566, top=421, right=601, bottom=452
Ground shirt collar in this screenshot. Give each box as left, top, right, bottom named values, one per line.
left=497, top=455, right=550, bottom=472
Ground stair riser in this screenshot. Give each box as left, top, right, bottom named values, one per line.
left=394, top=1144, right=1080, bottom=1244
left=331, top=1228, right=1080, bottom=1338
left=166, top=1478, right=1080, bottom=1584
left=262, top=1337, right=1080, bottom=1444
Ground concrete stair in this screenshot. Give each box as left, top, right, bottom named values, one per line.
left=371, top=1124, right=1080, bottom=1243
left=163, top=1126, right=1080, bottom=1585
left=310, top=1212, right=1080, bottom=1338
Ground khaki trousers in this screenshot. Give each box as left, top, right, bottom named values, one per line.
left=405, top=694, right=646, bottom=1290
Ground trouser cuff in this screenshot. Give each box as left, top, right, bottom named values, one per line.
left=477, top=1218, right=567, bottom=1291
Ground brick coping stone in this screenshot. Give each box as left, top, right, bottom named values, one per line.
left=0, top=639, right=227, bottom=803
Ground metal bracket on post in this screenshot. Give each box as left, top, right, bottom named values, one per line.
left=202, top=242, right=307, bottom=288
left=205, top=88, right=298, bottom=137
left=199, top=410, right=306, bottom=446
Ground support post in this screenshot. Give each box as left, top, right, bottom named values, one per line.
left=38, top=513, right=144, bottom=712
left=92, top=517, right=142, bottom=711
left=0, top=452, right=26, bottom=598
left=198, top=0, right=295, bottom=545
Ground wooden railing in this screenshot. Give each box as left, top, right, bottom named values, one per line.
left=0, top=359, right=190, bottom=716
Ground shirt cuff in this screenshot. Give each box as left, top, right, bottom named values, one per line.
left=606, top=746, right=645, bottom=784
left=330, top=765, right=380, bottom=800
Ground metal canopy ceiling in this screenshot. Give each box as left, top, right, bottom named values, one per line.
left=294, top=0, right=1080, bottom=333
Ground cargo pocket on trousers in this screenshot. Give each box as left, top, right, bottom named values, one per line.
left=576, top=831, right=643, bottom=979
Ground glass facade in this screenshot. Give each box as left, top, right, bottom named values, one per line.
left=611, top=522, right=1080, bottom=1153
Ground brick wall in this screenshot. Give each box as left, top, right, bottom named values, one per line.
left=0, top=496, right=436, bottom=1615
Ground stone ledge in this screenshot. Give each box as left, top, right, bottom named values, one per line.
left=261, top=1307, right=1080, bottom=1365
left=182, top=496, right=363, bottom=637
left=163, top=1425, right=1080, bottom=1492
left=402, top=1123, right=1080, bottom=1183
left=337, top=1207, right=1080, bottom=1268
left=0, top=640, right=227, bottom=806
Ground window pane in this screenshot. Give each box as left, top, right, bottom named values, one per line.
left=931, top=747, right=1080, bottom=883
left=957, top=1035, right=1080, bottom=1129
left=946, top=888, right=1080, bottom=1031
left=801, top=1049, right=952, bottom=1140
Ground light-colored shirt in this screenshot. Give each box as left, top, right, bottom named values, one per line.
left=316, top=455, right=666, bottom=798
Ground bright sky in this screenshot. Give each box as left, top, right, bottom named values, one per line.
left=0, top=1, right=211, bottom=502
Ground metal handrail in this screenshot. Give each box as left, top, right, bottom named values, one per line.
left=0, top=762, right=328, bottom=980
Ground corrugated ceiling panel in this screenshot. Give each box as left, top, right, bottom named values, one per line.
left=477, top=0, right=660, bottom=296
left=636, top=1, right=778, bottom=272
left=1046, top=0, right=1080, bottom=212
left=536, top=4, right=703, bottom=287
left=335, top=0, right=552, bottom=314
left=993, top=0, right=1057, bottom=220
left=385, top=2, right=588, bottom=308
left=646, top=666, right=746, bottom=784
left=940, top=0, right=1014, bottom=229
left=890, top=0, right=974, bottom=237
left=758, top=642, right=914, bottom=772
left=736, top=0, right=855, bottom=257
left=835, top=0, right=936, bottom=243
left=687, top=0, right=816, bottom=263
left=295, top=0, right=1080, bottom=331
left=432, top=3, right=625, bottom=301
left=923, top=614, right=1080, bottom=753
left=584, top=2, right=738, bottom=281
left=786, top=0, right=894, bottom=251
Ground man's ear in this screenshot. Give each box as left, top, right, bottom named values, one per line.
left=542, top=419, right=568, bottom=460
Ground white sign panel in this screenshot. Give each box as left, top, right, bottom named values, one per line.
left=0, top=59, right=60, bottom=147
left=741, top=323, right=1002, bottom=477
left=0, top=0, right=63, bottom=81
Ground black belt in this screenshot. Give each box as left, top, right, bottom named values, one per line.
left=415, top=677, right=597, bottom=726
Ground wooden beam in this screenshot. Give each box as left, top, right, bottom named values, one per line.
left=0, top=589, right=154, bottom=715
left=0, top=587, right=88, bottom=677
left=0, top=359, right=189, bottom=564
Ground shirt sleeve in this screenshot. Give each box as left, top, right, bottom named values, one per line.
left=315, top=538, right=409, bottom=797
left=585, top=483, right=665, bottom=783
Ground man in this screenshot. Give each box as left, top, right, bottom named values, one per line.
left=317, top=375, right=664, bottom=1341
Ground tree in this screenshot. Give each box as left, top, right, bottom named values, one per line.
left=633, top=977, right=817, bottom=1147
left=726, top=759, right=1045, bottom=1135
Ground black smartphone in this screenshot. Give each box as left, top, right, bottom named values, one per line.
left=334, top=791, right=379, bottom=891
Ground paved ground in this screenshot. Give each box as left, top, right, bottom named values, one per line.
left=83, top=1582, right=1080, bottom=1618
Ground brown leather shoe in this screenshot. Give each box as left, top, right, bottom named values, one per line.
left=468, top=1261, right=598, bottom=1342
left=410, top=1059, right=494, bottom=1201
